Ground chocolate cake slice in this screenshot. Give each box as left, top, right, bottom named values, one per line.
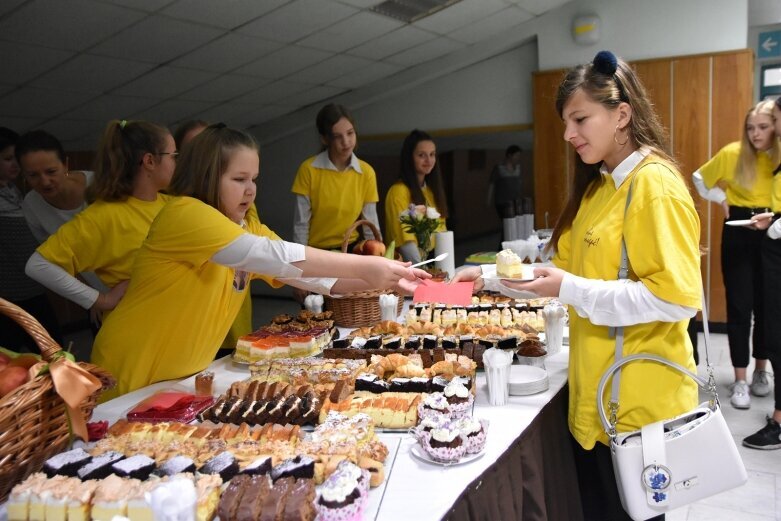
left=199, top=451, right=239, bottom=482
left=259, top=477, right=293, bottom=521
left=265, top=397, right=287, bottom=424
left=242, top=456, right=272, bottom=476
left=77, top=450, right=124, bottom=480
left=298, top=394, right=321, bottom=425
left=43, top=448, right=92, bottom=478
left=282, top=478, right=316, bottom=521
left=218, top=474, right=250, bottom=521
left=404, top=336, right=421, bottom=350
left=236, top=474, right=271, bottom=521
left=154, top=455, right=196, bottom=477
left=253, top=400, right=273, bottom=424
left=111, top=454, right=156, bottom=480
left=270, top=455, right=315, bottom=482
left=282, top=395, right=303, bottom=424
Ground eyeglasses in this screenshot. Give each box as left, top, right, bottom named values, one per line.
left=157, top=151, right=179, bottom=159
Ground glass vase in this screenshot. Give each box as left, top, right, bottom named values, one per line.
left=416, top=233, right=432, bottom=263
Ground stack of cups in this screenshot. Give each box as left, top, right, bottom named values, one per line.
left=543, top=301, right=567, bottom=356
left=503, top=217, right=517, bottom=242
left=483, top=348, right=514, bottom=406
left=379, top=293, right=399, bottom=321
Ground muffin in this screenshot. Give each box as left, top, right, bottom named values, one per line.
left=455, top=417, right=487, bottom=454
left=424, top=426, right=466, bottom=463
left=443, top=380, right=473, bottom=418
left=417, top=393, right=450, bottom=421
left=413, top=415, right=448, bottom=442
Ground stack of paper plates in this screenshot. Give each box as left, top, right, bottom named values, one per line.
left=508, top=365, right=549, bottom=396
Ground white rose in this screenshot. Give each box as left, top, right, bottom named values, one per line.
left=426, top=207, right=440, bottom=219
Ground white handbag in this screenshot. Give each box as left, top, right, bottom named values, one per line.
left=595, top=178, right=747, bottom=520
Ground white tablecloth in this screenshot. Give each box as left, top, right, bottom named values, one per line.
left=85, top=346, right=569, bottom=521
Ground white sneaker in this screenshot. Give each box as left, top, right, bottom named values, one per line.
left=750, top=370, right=773, bottom=397
left=729, top=380, right=751, bottom=409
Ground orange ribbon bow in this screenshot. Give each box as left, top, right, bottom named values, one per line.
left=29, top=357, right=102, bottom=441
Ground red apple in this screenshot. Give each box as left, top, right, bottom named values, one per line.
left=8, top=354, right=40, bottom=369
left=0, top=366, right=30, bottom=398
left=352, top=240, right=366, bottom=255
left=362, top=240, right=386, bottom=256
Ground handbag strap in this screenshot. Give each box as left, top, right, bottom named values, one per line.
left=605, top=177, right=717, bottom=438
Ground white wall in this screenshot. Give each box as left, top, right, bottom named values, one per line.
left=536, top=0, right=747, bottom=70
left=251, top=0, right=749, bottom=295
left=355, top=42, right=538, bottom=134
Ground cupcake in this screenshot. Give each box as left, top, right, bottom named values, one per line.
left=424, top=426, right=466, bottom=463
left=417, top=393, right=450, bottom=421
left=413, top=415, right=448, bottom=442
left=443, top=380, right=473, bottom=418
left=316, top=461, right=368, bottom=521
left=455, top=417, right=487, bottom=454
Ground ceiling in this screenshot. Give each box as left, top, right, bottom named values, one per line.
left=0, top=0, right=568, bottom=150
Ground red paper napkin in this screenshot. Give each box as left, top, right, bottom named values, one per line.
left=413, top=279, right=474, bottom=306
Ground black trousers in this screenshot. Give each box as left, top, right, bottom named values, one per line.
left=761, top=232, right=781, bottom=411
left=571, top=437, right=665, bottom=521
left=721, top=207, right=769, bottom=367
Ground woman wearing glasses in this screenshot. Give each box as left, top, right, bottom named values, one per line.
left=25, top=119, right=175, bottom=323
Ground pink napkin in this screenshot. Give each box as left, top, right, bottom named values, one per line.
left=413, top=279, right=474, bottom=306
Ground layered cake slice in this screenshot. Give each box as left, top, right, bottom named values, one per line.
left=495, top=249, right=523, bottom=278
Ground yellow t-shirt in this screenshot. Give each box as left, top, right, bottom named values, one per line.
left=92, top=197, right=282, bottom=399
left=553, top=155, right=700, bottom=450
left=36, top=194, right=171, bottom=288
left=221, top=203, right=283, bottom=349
left=384, top=182, right=446, bottom=248
left=698, top=141, right=774, bottom=208
left=291, top=155, right=379, bottom=249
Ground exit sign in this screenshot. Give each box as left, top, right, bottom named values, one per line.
left=759, top=30, right=781, bottom=59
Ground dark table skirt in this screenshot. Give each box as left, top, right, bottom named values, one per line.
left=444, top=385, right=584, bottom=521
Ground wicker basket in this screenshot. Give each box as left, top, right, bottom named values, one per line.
left=324, top=219, right=404, bottom=328
left=0, top=298, right=115, bottom=502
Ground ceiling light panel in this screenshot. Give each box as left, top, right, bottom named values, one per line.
left=370, top=0, right=462, bottom=23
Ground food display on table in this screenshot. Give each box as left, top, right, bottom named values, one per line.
left=233, top=311, right=336, bottom=363
left=7, top=410, right=390, bottom=521
left=325, top=317, right=546, bottom=368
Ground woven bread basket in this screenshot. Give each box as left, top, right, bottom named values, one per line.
left=0, top=298, right=115, bottom=501
left=323, top=219, right=403, bottom=328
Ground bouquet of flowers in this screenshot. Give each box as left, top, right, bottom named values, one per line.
left=400, top=204, right=441, bottom=261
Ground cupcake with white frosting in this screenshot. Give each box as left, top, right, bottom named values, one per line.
left=443, top=380, right=473, bottom=418
left=316, top=461, right=369, bottom=521
left=454, top=417, right=487, bottom=454
left=417, top=392, right=450, bottom=422
left=424, top=425, right=466, bottom=463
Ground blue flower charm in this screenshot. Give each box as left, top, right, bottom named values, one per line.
left=642, top=464, right=671, bottom=503
left=652, top=491, right=668, bottom=503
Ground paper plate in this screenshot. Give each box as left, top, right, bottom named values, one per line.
left=724, top=219, right=753, bottom=227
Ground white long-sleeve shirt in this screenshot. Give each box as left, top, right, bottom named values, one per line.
left=479, top=264, right=695, bottom=327
left=691, top=170, right=727, bottom=204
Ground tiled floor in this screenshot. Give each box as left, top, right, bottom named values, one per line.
left=666, top=331, right=781, bottom=521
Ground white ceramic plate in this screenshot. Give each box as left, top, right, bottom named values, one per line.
left=482, top=265, right=537, bottom=282
left=724, top=219, right=754, bottom=227
left=409, top=443, right=485, bottom=466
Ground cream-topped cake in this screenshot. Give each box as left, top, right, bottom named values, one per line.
left=496, top=249, right=523, bottom=278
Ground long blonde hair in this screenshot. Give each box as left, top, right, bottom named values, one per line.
left=737, top=100, right=781, bottom=188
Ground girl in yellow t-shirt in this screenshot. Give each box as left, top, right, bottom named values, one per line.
left=93, top=125, right=427, bottom=398
left=291, top=103, right=380, bottom=251
left=455, top=51, right=700, bottom=521
left=691, top=100, right=780, bottom=409
left=25, top=120, right=175, bottom=323
left=741, top=98, right=781, bottom=450
left=384, top=129, right=448, bottom=262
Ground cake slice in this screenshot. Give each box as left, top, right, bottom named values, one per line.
left=281, top=478, right=316, bottom=521
left=495, top=249, right=523, bottom=278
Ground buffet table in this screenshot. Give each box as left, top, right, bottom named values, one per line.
left=87, top=344, right=582, bottom=521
